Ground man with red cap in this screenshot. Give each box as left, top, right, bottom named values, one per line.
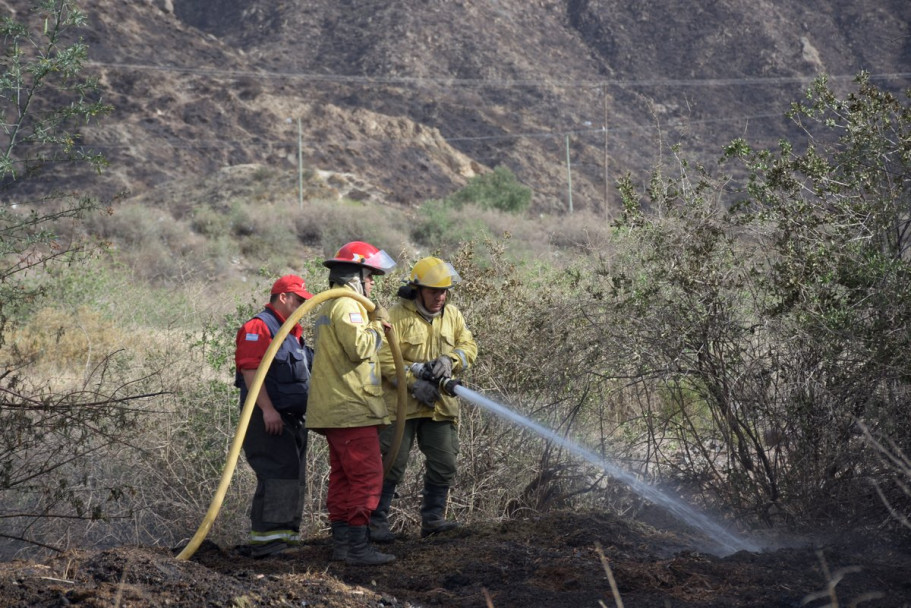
left=234, top=274, right=314, bottom=558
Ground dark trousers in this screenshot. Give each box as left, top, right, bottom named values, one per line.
left=243, top=407, right=308, bottom=534
left=379, top=418, right=459, bottom=487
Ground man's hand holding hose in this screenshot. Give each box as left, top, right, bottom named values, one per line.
left=410, top=358, right=462, bottom=397
left=368, top=304, right=392, bottom=332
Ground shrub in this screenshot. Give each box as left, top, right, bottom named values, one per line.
left=571, top=74, right=911, bottom=525
left=0, top=1, right=166, bottom=557
left=371, top=239, right=634, bottom=527
left=310, top=198, right=411, bottom=259
left=545, top=210, right=616, bottom=253
left=5, top=306, right=125, bottom=373
left=446, top=166, right=532, bottom=214
left=410, top=199, right=492, bottom=253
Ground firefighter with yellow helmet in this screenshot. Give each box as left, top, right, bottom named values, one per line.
left=374, top=256, right=478, bottom=541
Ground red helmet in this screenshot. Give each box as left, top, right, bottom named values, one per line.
left=323, top=241, right=397, bottom=275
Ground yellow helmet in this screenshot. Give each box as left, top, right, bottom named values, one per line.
left=410, top=257, right=461, bottom=289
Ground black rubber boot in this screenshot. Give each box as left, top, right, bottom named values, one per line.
left=249, top=539, right=291, bottom=559
left=420, top=483, right=460, bottom=538
left=345, top=525, right=396, bottom=566
left=330, top=521, right=348, bottom=561
left=368, top=481, right=397, bottom=543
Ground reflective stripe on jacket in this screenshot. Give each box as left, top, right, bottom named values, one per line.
left=379, top=298, right=477, bottom=422
left=306, top=286, right=390, bottom=429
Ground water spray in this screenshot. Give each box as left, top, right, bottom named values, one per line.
left=414, top=364, right=759, bottom=556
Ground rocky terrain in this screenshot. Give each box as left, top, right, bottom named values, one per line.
left=3, top=0, right=909, bottom=213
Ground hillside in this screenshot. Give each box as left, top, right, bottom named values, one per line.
left=3, top=0, right=909, bottom=215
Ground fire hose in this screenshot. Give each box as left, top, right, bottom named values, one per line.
left=175, top=287, right=407, bottom=561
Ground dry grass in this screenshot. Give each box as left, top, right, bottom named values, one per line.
left=4, top=306, right=127, bottom=382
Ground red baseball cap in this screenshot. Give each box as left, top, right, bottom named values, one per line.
left=270, top=274, right=313, bottom=300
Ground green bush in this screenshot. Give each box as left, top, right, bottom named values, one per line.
left=410, top=199, right=492, bottom=252
left=575, top=74, right=911, bottom=525
left=446, top=166, right=532, bottom=214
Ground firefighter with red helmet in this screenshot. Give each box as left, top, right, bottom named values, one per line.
left=306, top=241, right=398, bottom=566
left=373, top=256, right=477, bottom=541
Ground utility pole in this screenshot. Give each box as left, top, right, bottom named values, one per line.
left=297, top=118, right=303, bottom=210
left=565, top=133, right=573, bottom=214
left=602, top=84, right=609, bottom=212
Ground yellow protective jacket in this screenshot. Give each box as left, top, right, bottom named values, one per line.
left=379, top=298, right=477, bottom=422
left=306, top=286, right=390, bottom=430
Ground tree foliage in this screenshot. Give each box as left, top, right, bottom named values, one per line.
left=586, top=74, right=911, bottom=524
left=0, top=1, right=160, bottom=556
left=0, top=0, right=111, bottom=341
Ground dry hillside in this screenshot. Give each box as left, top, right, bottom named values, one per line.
left=3, top=0, right=909, bottom=214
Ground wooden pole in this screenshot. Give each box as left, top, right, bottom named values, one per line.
left=297, top=118, right=303, bottom=210
left=603, top=84, right=609, bottom=212
left=565, top=133, right=573, bottom=214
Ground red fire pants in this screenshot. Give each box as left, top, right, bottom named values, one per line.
left=325, top=425, right=383, bottom=526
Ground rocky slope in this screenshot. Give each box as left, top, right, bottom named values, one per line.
left=4, top=0, right=910, bottom=212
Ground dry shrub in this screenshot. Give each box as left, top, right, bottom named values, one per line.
left=85, top=202, right=230, bottom=283
left=0, top=324, right=171, bottom=558
left=0, top=265, right=269, bottom=553
left=447, top=205, right=558, bottom=261
left=84, top=198, right=316, bottom=283
left=408, top=201, right=609, bottom=264
left=85, top=202, right=186, bottom=249
left=4, top=306, right=127, bottom=377
left=293, top=197, right=413, bottom=257
left=370, top=239, right=641, bottom=529
left=861, top=423, right=911, bottom=533
left=545, top=210, right=615, bottom=253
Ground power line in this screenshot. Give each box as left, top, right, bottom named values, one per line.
left=79, top=110, right=792, bottom=152
left=85, top=61, right=911, bottom=90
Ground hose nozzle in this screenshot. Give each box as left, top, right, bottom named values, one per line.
left=411, top=362, right=460, bottom=396
left=440, top=378, right=461, bottom=397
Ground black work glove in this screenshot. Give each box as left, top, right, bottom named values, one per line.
left=426, top=356, right=452, bottom=381
left=411, top=379, right=440, bottom=406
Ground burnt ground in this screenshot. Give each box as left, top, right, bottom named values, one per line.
left=1, top=510, right=910, bottom=608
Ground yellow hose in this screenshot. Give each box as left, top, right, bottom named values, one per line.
left=176, top=287, right=406, bottom=560
left=383, top=323, right=408, bottom=476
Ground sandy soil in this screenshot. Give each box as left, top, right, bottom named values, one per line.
left=1, top=510, right=909, bottom=608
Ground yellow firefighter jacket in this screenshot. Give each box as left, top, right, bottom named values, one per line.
left=379, top=297, right=477, bottom=422
left=306, top=287, right=390, bottom=430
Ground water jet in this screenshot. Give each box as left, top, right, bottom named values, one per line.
left=450, top=382, right=759, bottom=556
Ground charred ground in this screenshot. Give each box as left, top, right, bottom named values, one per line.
left=1, top=510, right=909, bottom=608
